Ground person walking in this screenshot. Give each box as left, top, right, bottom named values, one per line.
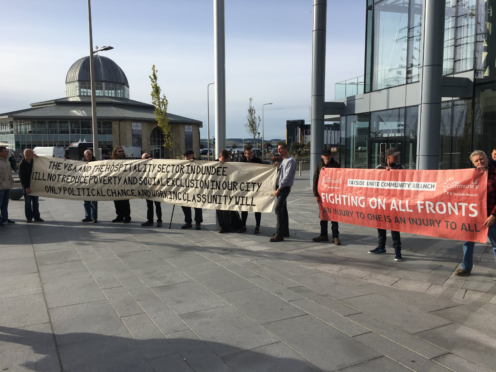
left=141, top=153, right=162, bottom=227
left=312, top=149, right=341, bottom=245
left=111, top=147, right=131, bottom=223
left=181, top=150, right=202, bottom=230
left=456, top=150, right=496, bottom=276
left=270, top=143, right=296, bottom=242
left=0, top=146, right=14, bottom=226
left=239, top=145, right=263, bottom=234
left=369, top=148, right=404, bottom=261
left=19, top=149, right=44, bottom=223
left=81, top=150, right=98, bottom=223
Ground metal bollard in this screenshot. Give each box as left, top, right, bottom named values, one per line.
left=299, top=162, right=302, bottom=177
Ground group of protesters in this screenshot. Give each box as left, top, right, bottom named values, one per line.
left=1, top=143, right=496, bottom=277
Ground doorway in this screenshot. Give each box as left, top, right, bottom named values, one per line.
left=368, top=139, right=404, bottom=168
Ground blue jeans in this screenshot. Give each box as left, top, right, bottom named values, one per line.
left=23, top=188, right=40, bottom=221
left=0, top=189, right=10, bottom=222
left=462, top=223, right=496, bottom=271
left=84, top=201, right=98, bottom=220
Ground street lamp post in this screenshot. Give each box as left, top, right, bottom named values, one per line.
left=207, top=82, right=215, bottom=160
left=88, top=0, right=113, bottom=160
left=262, top=103, right=273, bottom=160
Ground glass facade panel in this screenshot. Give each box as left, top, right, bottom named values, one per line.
left=474, top=83, right=496, bottom=155
left=440, top=102, right=453, bottom=169
left=372, top=0, right=409, bottom=90
left=455, top=0, right=477, bottom=72
left=365, top=7, right=374, bottom=93
left=407, top=0, right=423, bottom=83
left=71, top=121, right=80, bottom=134
left=59, top=121, right=69, bottom=134
left=444, top=1, right=457, bottom=74
left=346, top=114, right=370, bottom=168
left=80, top=121, right=91, bottom=135
left=475, top=0, right=496, bottom=80
left=404, top=106, right=418, bottom=169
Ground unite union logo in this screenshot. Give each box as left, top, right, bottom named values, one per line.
left=442, top=177, right=479, bottom=195
left=323, top=176, right=342, bottom=189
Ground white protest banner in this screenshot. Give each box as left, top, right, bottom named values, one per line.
left=30, top=157, right=277, bottom=213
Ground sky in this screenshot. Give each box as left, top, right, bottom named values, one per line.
left=0, top=0, right=365, bottom=139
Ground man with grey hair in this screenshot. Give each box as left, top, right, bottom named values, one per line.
left=81, top=150, right=97, bottom=223
left=141, top=153, right=162, bottom=227
left=0, top=146, right=14, bottom=226
left=456, top=150, right=496, bottom=276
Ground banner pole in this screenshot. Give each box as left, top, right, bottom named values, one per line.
left=169, top=205, right=175, bottom=229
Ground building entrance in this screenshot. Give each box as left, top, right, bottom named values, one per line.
left=368, top=139, right=404, bottom=169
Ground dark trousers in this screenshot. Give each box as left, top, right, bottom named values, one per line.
left=84, top=201, right=98, bottom=220
left=0, top=189, right=10, bottom=222
left=377, top=229, right=401, bottom=251
left=321, top=220, right=339, bottom=238
left=23, top=188, right=40, bottom=221
left=241, top=211, right=261, bottom=227
left=146, top=200, right=162, bottom=222
left=216, top=210, right=231, bottom=230
left=275, top=186, right=291, bottom=237
left=114, top=200, right=131, bottom=219
left=182, top=207, right=203, bottom=224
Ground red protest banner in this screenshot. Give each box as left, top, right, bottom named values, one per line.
left=318, top=168, right=488, bottom=243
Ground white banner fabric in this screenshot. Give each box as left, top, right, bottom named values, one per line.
left=29, top=157, right=278, bottom=213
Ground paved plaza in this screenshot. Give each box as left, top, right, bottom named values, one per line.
left=1, top=171, right=496, bottom=371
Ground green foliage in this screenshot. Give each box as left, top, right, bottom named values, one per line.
left=199, top=143, right=205, bottom=149
left=264, top=142, right=272, bottom=151
left=244, top=98, right=261, bottom=145
left=277, top=140, right=286, bottom=146
left=291, top=141, right=301, bottom=150
left=149, top=65, right=173, bottom=158
left=231, top=143, right=237, bottom=149
left=305, top=141, right=311, bottom=149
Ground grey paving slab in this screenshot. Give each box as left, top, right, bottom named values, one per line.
left=0, top=257, right=37, bottom=277
left=220, top=287, right=306, bottom=325
left=0, top=273, right=42, bottom=299
left=38, top=260, right=91, bottom=283
left=43, top=277, right=105, bottom=309
left=0, top=294, right=49, bottom=328
left=166, top=330, right=230, bottom=372
left=0, top=246, right=34, bottom=260
left=223, top=342, right=320, bottom=372
left=247, top=276, right=305, bottom=301
left=105, top=240, right=149, bottom=254
left=116, top=250, right=167, bottom=269
left=290, top=286, right=360, bottom=316
left=215, top=260, right=260, bottom=278
left=188, top=267, right=255, bottom=294
left=434, top=354, right=493, bottom=372
left=83, top=260, right=121, bottom=289
left=418, top=324, right=496, bottom=371
left=263, top=314, right=381, bottom=371
left=242, top=262, right=302, bottom=288
left=152, top=281, right=227, bottom=315
left=120, top=313, right=176, bottom=360
left=0, top=343, right=61, bottom=372
left=58, top=331, right=154, bottom=372
left=354, top=331, right=451, bottom=372
left=149, top=353, right=194, bottom=372
left=338, top=356, right=411, bottom=372
left=347, top=313, right=448, bottom=359
left=180, top=306, right=278, bottom=357
left=50, top=300, right=127, bottom=346
left=165, top=252, right=212, bottom=269
left=102, top=287, right=144, bottom=317
left=290, top=299, right=369, bottom=337
left=131, top=264, right=192, bottom=288
left=343, top=294, right=452, bottom=334
left=35, top=247, right=80, bottom=266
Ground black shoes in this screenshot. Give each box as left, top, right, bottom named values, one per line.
left=82, top=218, right=92, bottom=222
left=123, top=218, right=131, bottom=224
left=112, top=217, right=124, bottom=223
left=270, top=235, right=284, bottom=242
left=157, top=221, right=163, bottom=227
left=254, top=227, right=260, bottom=234
left=34, top=218, right=44, bottom=222
left=195, top=223, right=201, bottom=230
left=182, top=223, right=192, bottom=229
left=142, top=221, right=153, bottom=226
left=93, top=219, right=98, bottom=223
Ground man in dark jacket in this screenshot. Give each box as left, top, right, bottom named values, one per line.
left=19, top=149, right=43, bottom=223
left=369, top=148, right=404, bottom=261
left=181, top=150, right=202, bottom=230
left=81, top=150, right=98, bottom=223
left=239, top=145, right=263, bottom=234
left=313, top=149, right=341, bottom=245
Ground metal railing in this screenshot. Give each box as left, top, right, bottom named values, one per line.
left=335, top=75, right=364, bottom=99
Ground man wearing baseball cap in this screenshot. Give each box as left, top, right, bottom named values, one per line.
left=313, top=149, right=341, bottom=245
left=369, top=147, right=404, bottom=261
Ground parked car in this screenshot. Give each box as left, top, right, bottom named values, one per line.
left=200, top=148, right=212, bottom=155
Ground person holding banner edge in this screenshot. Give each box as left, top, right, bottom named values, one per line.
left=369, top=148, right=404, bottom=261
left=181, top=150, right=203, bottom=230
left=270, top=143, right=296, bottom=242
left=239, top=145, right=263, bottom=234
left=456, top=150, right=496, bottom=276
left=141, top=153, right=162, bottom=227
left=19, top=149, right=44, bottom=223
left=313, top=149, right=341, bottom=245
left=111, top=147, right=131, bottom=223
left=81, top=150, right=98, bottom=223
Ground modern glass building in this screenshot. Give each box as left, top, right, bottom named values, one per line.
left=0, top=56, right=202, bottom=158
left=330, top=0, right=496, bottom=170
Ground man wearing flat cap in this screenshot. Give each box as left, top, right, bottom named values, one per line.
left=313, top=149, right=341, bottom=245
left=369, top=148, right=404, bottom=261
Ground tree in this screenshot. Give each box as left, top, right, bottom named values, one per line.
left=277, top=140, right=286, bottom=146
left=149, top=65, right=173, bottom=158
left=264, top=142, right=272, bottom=151
left=291, top=141, right=301, bottom=151
left=231, top=143, right=237, bottom=150
left=305, top=141, right=311, bottom=149
left=244, top=98, right=261, bottom=145
left=200, top=143, right=205, bottom=149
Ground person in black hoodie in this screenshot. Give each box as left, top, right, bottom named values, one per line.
left=312, top=149, right=341, bottom=245
left=111, top=147, right=131, bottom=223
left=81, top=150, right=98, bottom=223
left=19, top=149, right=44, bottom=223
left=238, top=145, right=263, bottom=234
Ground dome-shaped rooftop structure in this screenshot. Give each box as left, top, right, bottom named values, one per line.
left=65, top=56, right=130, bottom=98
